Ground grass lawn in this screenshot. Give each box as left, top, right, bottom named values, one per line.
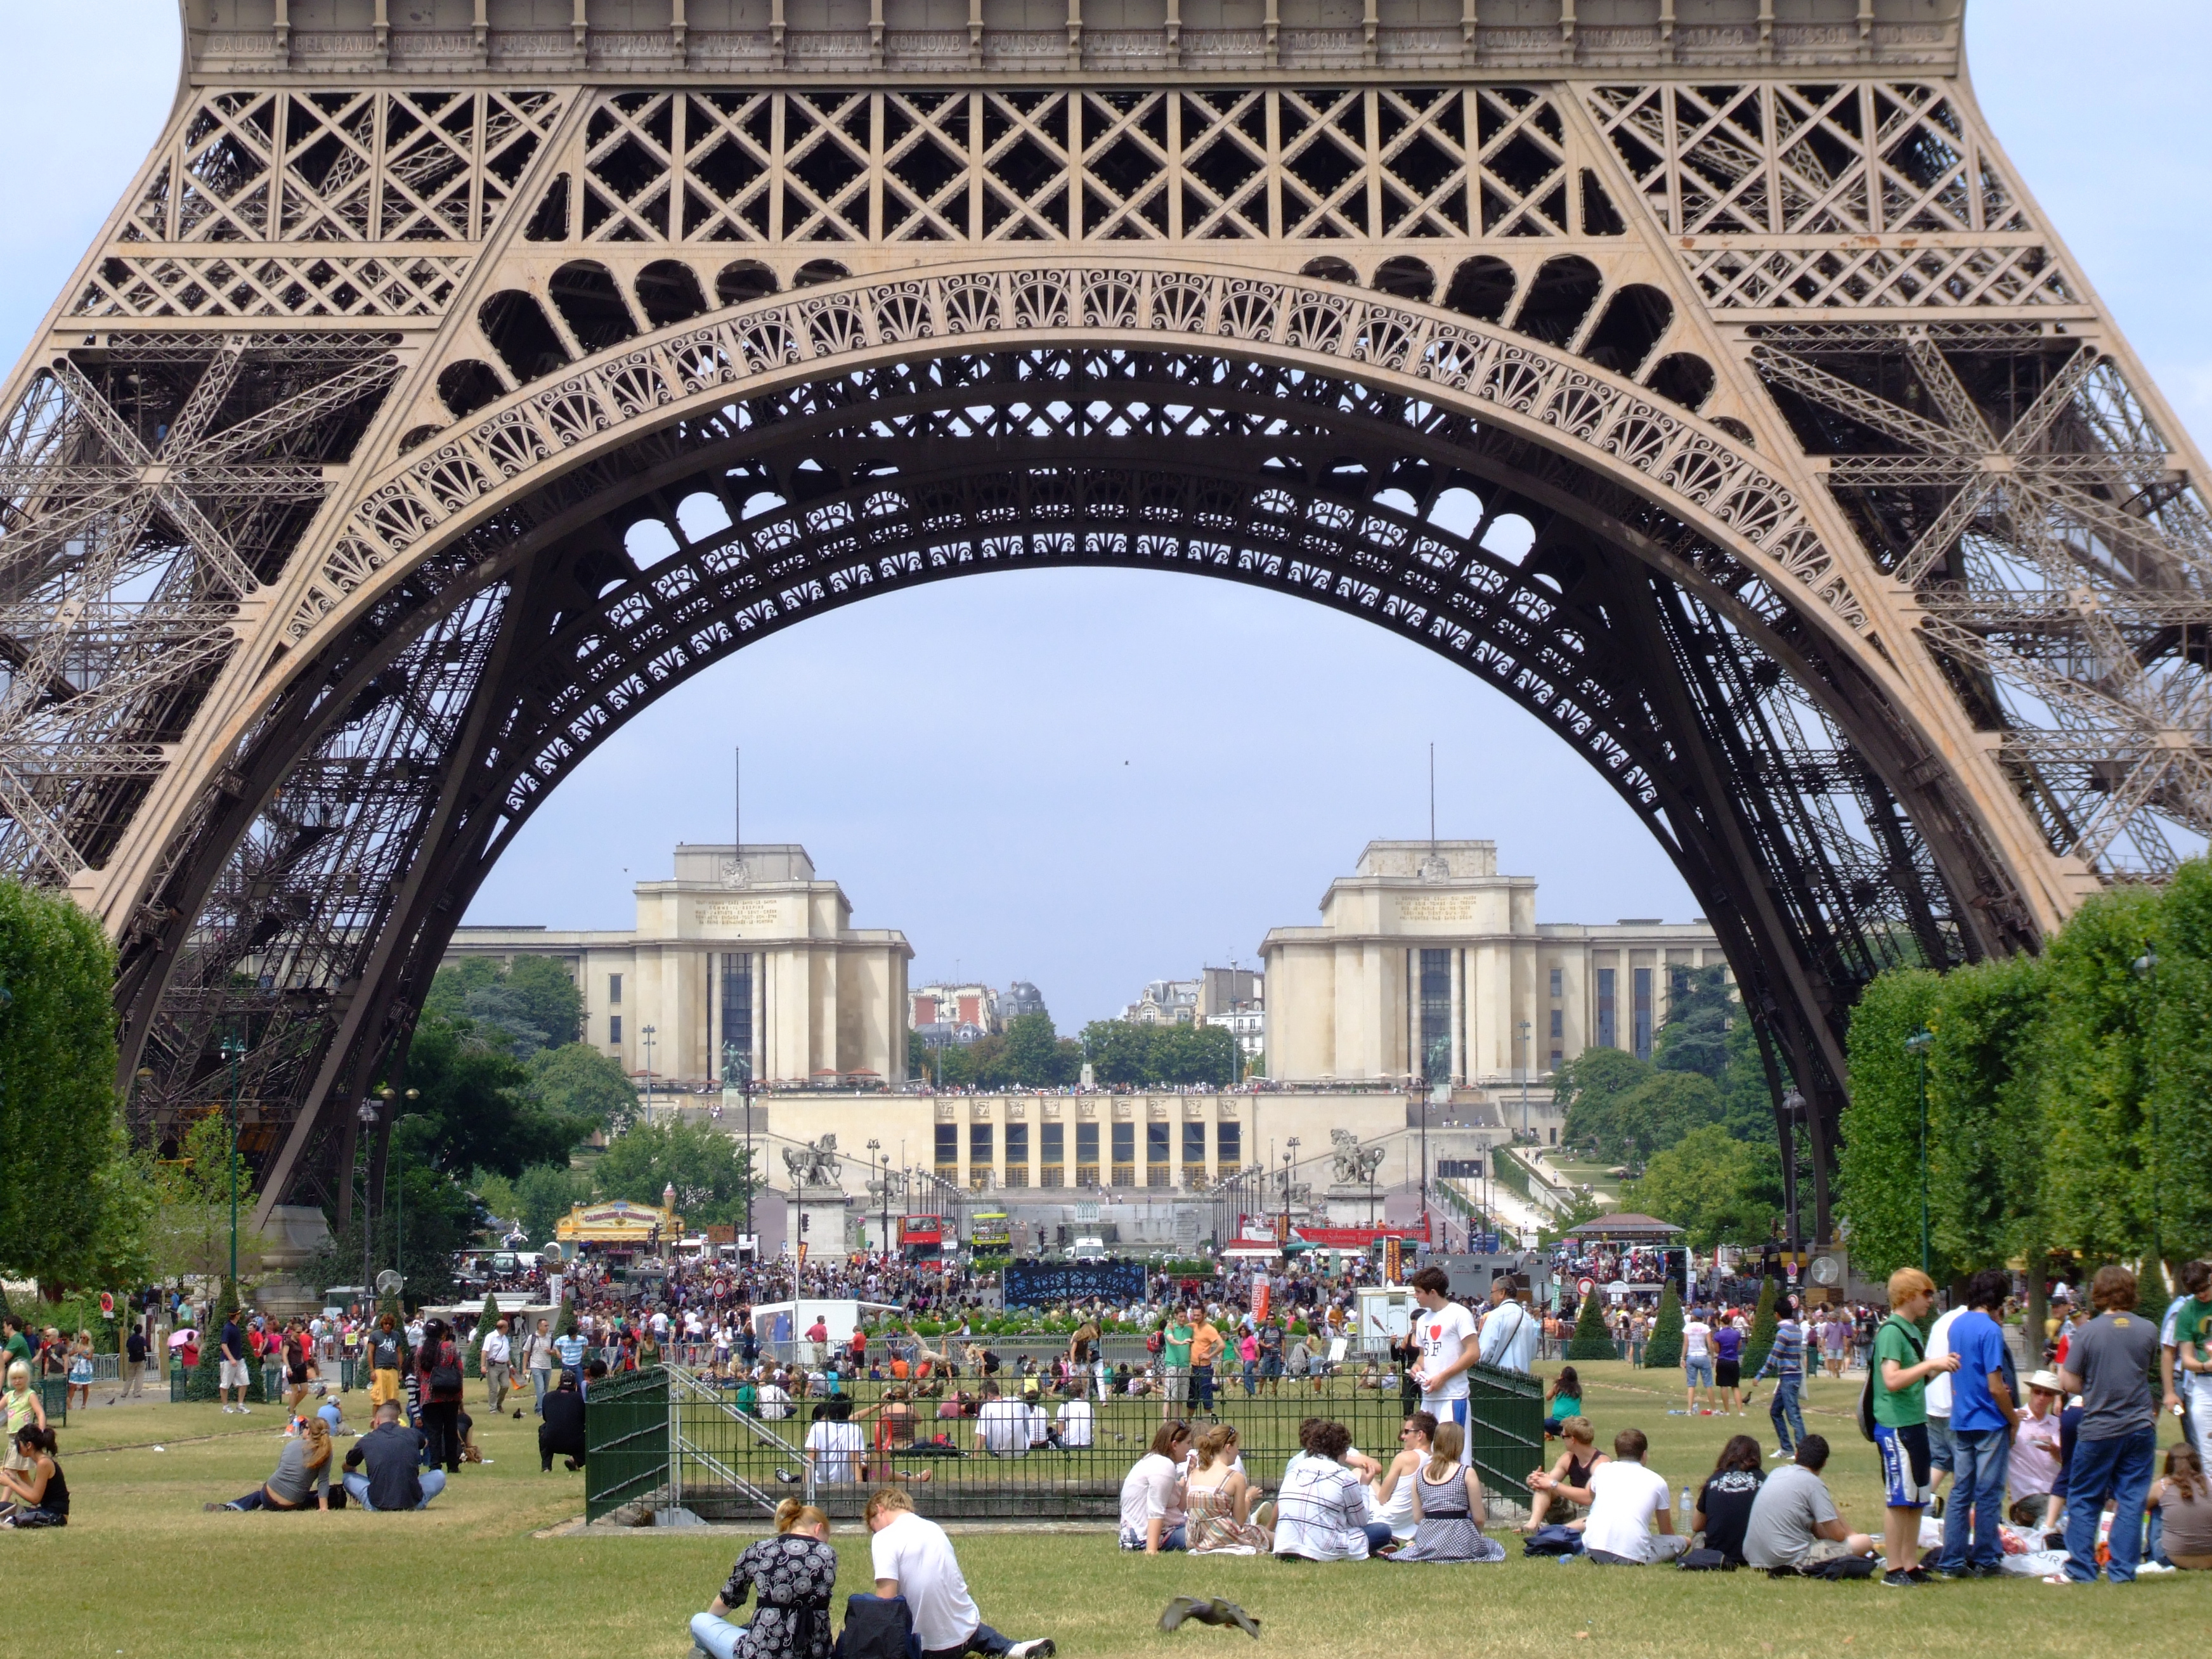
left=15, top=1360, right=2209, bottom=1657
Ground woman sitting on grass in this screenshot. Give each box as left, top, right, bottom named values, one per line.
left=207, top=1417, right=334, bottom=1513
left=0, top=1425, right=67, bottom=1528
left=1523, top=1415, right=1604, bottom=1533
left=2152, top=1445, right=2212, bottom=1571
left=1543, top=1367, right=1584, bottom=1439
left=1187, top=1425, right=1272, bottom=1554
left=691, top=1498, right=837, bottom=1659
left=1389, top=1423, right=1504, bottom=1563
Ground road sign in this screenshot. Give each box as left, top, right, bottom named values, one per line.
left=1577, top=1277, right=1596, bottom=1298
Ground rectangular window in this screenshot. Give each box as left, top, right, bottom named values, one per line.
left=608, top=972, right=622, bottom=1005
left=1077, top=1122, right=1100, bottom=1164
left=1549, top=966, right=1563, bottom=998
left=720, top=953, right=753, bottom=1081
left=1041, top=1123, right=1064, bottom=1163
left=1147, top=1122, right=1170, bottom=1164
left=1112, top=1122, right=1135, bottom=1164
left=1596, top=968, right=1616, bottom=1049
left=970, top=1123, right=992, bottom=1166
left=609, top=1015, right=623, bottom=1045
left=935, top=1124, right=958, bottom=1169
left=1216, top=1121, right=1240, bottom=1166
left=1549, top=1126, right=1558, bottom=1145
left=1550, top=1008, right=1564, bottom=1039
left=1634, top=966, right=1653, bottom=1060
left=1183, top=1121, right=1206, bottom=1169
left=1419, top=947, right=1452, bottom=1083
left=1005, top=1122, right=1029, bottom=1166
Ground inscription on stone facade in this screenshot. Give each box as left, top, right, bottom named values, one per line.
left=694, top=899, right=778, bottom=927
left=1396, top=895, right=1478, bottom=921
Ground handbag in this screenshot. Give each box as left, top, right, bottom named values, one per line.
left=1675, top=1547, right=1732, bottom=1571
left=1522, top=1524, right=1584, bottom=1557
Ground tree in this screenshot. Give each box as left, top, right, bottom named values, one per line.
left=400, top=1013, right=590, bottom=1179
left=0, top=877, right=141, bottom=1291
left=1559, top=1047, right=1725, bottom=1164
left=146, top=1112, right=272, bottom=1289
left=1741, top=1275, right=1779, bottom=1377
left=425, top=957, right=582, bottom=1058
left=516, top=1162, right=593, bottom=1245
left=1076, top=1020, right=1239, bottom=1088
left=1643, top=1277, right=1684, bottom=1369
left=1835, top=966, right=1946, bottom=1282
left=1002, top=1012, right=1081, bottom=1087
left=594, top=1117, right=756, bottom=1228
left=1566, top=1291, right=1616, bottom=1361
left=1653, top=964, right=1734, bottom=1082
left=528, top=1042, right=639, bottom=1133
left=1623, top=1124, right=1767, bottom=1250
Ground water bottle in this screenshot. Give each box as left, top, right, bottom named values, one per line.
left=1679, top=1485, right=1693, bottom=1529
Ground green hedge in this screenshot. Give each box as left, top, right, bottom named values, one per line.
left=1643, top=1277, right=1684, bottom=1369
left=1566, top=1291, right=1617, bottom=1361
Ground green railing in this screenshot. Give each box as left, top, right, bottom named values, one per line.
left=585, top=1363, right=672, bottom=1522
left=1464, top=1362, right=1544, bottom=1507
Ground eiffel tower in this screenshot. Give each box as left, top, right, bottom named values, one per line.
left=1, top=0, right=2204, bottom=1244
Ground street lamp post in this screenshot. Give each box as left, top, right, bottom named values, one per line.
left=2134, top=950, right=2161, bottom=1278
left=642, top=1025, right=658, bottom=1125
left=1903, top=1032, right=1933, bottom=1275
left=219, top=1030, right=247, bottom=1289
left=1518, top=1018, right=1532, bottom=1141
left=1282, top=1137, right=1300, bottom=1242
left=356, top=1095, right=379, bottom=1300
left=868, top=1138, right=886, bottom=1256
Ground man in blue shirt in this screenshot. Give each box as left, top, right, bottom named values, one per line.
left=1937, top=1270, right=2019, bottom=1577
left=553, top=1326, right=587, bottom=1391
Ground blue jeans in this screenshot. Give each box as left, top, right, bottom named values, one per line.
left=531, top=1369, right=550, bottom=1415
left=1767, top=1378, right=1804, bottom=1453
left=1190, top=1364, right=1216, bottom=1412
left=1119, top=1523, right=1188, bottom=1551
left=341, top=1469, right=447, bottom=1511
left=1363, top=1521, right=1396, bottom=1554
left=2062, top=1426, right=2156, bottom=1582
left=920, top=1622, right=1013, bottom=1659
left=1937, top=1425, right=2010, bottom=1571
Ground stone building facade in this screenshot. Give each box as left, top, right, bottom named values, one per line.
left=1261, top=841, right=1724, bottom=1086
left=446, top=843, right=911, bottom=1087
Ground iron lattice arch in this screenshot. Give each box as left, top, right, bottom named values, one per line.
left=125, top=349, right=2001, bottom=1230
left=1, top=1, right=2208, bottom=1244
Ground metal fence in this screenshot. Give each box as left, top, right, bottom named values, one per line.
left=1463, top=1362, right=1544, bottom=1507
left=585, top=1363, right=672, bottom=1522
left=632, top=1363, right=1551, bottom=1526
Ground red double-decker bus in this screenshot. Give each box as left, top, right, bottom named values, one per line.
left=899, top=1214, right=945, bottom=1261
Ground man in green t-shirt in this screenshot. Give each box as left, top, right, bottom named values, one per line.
left=1871, top=1268, right=1958, bottom=1587
left=1, top=1317, right=29, bottom=1379
left=2168, top=1261, right=2212, bottom=1476
left=1161, top=1313, right=1194, bottom=1420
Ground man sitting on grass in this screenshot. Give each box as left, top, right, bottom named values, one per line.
left=342, top=1400, right=445, bottom=1511
left=866, top=1486, right=1055, bottom=1659
left=1580, top=1428, right=1684, bottom=1565
left=1742, top=1436, right=1877, bottom=1575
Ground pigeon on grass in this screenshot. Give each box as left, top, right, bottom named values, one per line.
left=1158, top=1597, right=1261, bottom=1638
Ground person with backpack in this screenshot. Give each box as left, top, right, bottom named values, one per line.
left=691, top=1498, right=838, bottom=1659
left=1870, top=1267, right=1959, bottom=1587
left=415, top=1318, right=465, bottom=1476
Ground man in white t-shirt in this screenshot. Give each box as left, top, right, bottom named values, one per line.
left=1409, top=1266, right=1480, bottom=1464
left=1682, top=1311, right=1714, bottom=1413
left=1054, top=1395, right=1093, bottom=1448
left=803, top=1399, right=868, bottom=1485
left=1581, top=1428, right=1684, bottom=1565
left=1922, top=1301, right=1966, bottom=1508
left=972, top=1383, right=1031, bottom=1457
left=757, top=1379, right=793, bottom=1420
left=868, top=1488, right=1054, bottom=1659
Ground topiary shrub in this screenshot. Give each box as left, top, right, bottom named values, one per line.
left=1566, top=1292, right=1617, bottom=1362
left=1742, top=1275, right=1779, bottom=1377
left=1643, top=1277, right=1684, bottom=1370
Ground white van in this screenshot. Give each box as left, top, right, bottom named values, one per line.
left=1070, top=1236, right=1109, bottom=1263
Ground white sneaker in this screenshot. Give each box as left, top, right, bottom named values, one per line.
left=1006, top=1643, right=1056, bottom=1659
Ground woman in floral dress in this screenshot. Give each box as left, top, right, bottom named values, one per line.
left=1187, top=1425, right=1272, bottom=1554
left=691, top=1499, right=839, bottom=1659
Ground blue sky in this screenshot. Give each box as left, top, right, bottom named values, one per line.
left=4, top=4, right=2206, bottom=1026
